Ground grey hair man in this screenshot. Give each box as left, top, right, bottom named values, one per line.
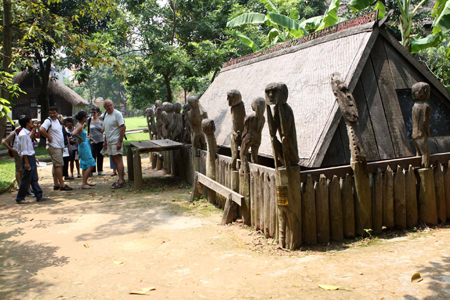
left=103, top=100, right=126, bottom=188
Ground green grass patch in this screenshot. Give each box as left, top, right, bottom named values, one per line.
left=124, top=116, right=148, bottom=131
left=0, top=158, right=16, bottom=192
left=124, top=132, right=150, bottom=147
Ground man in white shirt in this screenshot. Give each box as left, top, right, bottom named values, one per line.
left=15, top=116, right=49, bottom=204
left=103, top=100, right=126, bottom=188
left=39, top=106, right=72, bottom=191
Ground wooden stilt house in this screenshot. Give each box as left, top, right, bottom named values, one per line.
left=12, top=71, right=89, bottom=120
left=200, top=12, right=450, bottom=168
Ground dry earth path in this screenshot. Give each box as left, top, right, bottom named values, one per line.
left=1, top=157, right=450, bottom=299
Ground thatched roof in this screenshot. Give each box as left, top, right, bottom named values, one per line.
left=199, top=13, right=450, bottom=168
left=14, top=71, right=89, bottom=106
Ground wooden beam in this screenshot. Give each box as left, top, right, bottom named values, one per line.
left=196, top=172, right=243, bottom=206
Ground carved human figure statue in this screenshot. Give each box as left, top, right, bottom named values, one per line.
left=265, top=82, right=301, bottom=250
left=162, top=102, right=174, bottom=139
left=412, top=82, right=432, bottom=168
left=172, top=103, right=183, bottom=142
left=182, top=103, right=192, bottom=143
left=265, top=83, right=299, bottom=168
left=227, top=89, right=246, bottom=170
left=187, top=96, right=207, bottom=155
left=155, top=100, right=162, bottom=109
left=330, top=72, right=366, bottom=163
left=145, top=107, right=156, bottom=140
left=202, top=119, right=218, bottom=180
left=240, top=97, right=266, bottom=175
left=155, top=107, right=164, bottom=139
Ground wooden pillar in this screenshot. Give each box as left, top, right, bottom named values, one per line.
left=133, top=149, right=143, bottom=191
left=434, top=162, right=446, bottom=223
left=315, top=174, right=329, bottom=243
left=302, top=174, right=316, bottom=245
left=239, top=171, right=251, bottom=225
left=445, top=161, right=450, bottom=221
left=190, top=173, right=202, bottom=202
left=270, top=174, right=277, bottom=238
left=418, top=168, right=438, bottom=225
left=329, top=175, right=343, bottom=241
left=405, top=165, right=418, bottom=228
left=341, top=174, right=355, bottom=238
left=394, top=165, right=406, bottom=229
left=352, top=161, right=372, bottom=236
left=371, top=168, right=383, bottom=234
left=250, top=170, right=256, bottom=228
left=263, top=173, right=271, bottom=237
left=156, top=153, right=164, bottom=170
left=254, top=170, right=261, bottom=231
left=127, top=145, right=135, bottom=182
left=222, top=194, right=238, bottom=225
left=383, top=166, right=395, bottom=229
left=151, top=152, right=157, bottom=169
left=259, top=172, right=265, bottom=231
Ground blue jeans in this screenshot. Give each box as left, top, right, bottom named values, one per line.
left=16, top=156, right=42, bottom=201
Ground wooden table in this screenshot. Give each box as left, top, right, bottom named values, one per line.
left=127, top=139, right=184, bottom=190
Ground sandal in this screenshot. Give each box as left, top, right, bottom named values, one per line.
left=87, top=183, right=96, bottom=186
left=112, top=181, right=126, bottom=189
left=111, top=172, right=117, bottom=177
left=111, top=180, right=120, bottom=187
left=82, top=185, right=94, bottom=189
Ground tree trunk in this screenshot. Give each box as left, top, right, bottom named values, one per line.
left=36, top=44, right=53, bottom=147
left=0, top=0, right=12, bottom=143
left=163, top=72, right=173, bottom=103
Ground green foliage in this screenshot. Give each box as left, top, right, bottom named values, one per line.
left=417, top=41, right=450, bottom=90
left=0, top=158, right=15, bottom=193
left=0, top=72, right=25, bottom=124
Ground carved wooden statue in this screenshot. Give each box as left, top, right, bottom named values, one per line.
left=331, top=72, right=371, bottom=236
left=162, top=102, right=175, bottom=139
left=227, top=89, right=246, bottom=170
left=182, top=103, right=192, bottom=143
left=155, top=107, right=164, bottom=140
left=412, top=82, right=432, bottom=168
left=187, top=96, right=207, bottom=155
left=155, top=100, right=162, bottom=109
left=145, top=107, right=156, bottom=140
left=172, top=103, right=183, bottom=142
left=330, top=72, right=366, bottom=163
left=266, top=82, right=301, bottom=250
left=240, top=97, right=266, bottom=175
left=202, top=118, right=218, bottom=204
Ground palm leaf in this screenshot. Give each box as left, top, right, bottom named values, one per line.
left=227, top=13, right=267, bottom=27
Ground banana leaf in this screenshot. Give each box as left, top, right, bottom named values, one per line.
left=227, top=13, right=267, bottom=27
left=348, top=0, right=373, bottom=11
left=260, top=0, right=279, bottom=13
left=434, top=0, right=450, bottom=32
left=374, top=1, right=386, bottom=19
left=269, top=12, right=307, bottom=37
left=316, top=0, right=341, bottom=31
left=410, top=33, right=443, bottom=53
left=236, top=31, right=260, bottom=52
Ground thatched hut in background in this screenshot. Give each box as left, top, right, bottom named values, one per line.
left=12, top=71, right=89, bottom=120
left=200, top=12, right=450, bottom=169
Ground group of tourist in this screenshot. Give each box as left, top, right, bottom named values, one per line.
left=2, top=100, right=126, bottom=204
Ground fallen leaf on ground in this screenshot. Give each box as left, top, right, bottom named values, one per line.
left=121, top=196, right=126, bottom=200
left=83, top=243, right=89, bottom=248
left=411, top=273, right=423, bottom=283
left=113, top=261, right=123, bottom=265
left=141, top=287, right=156, bottom=292
left=318, top=284, right=339, bottom=290
left=129, top=291, right=146, bottom=295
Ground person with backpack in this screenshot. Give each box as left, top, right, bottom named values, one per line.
left=39, top=106, right=72, bottom=191
left=88, top=107, right=105, bottom=176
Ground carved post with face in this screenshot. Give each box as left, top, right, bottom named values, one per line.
left=202, top=119, right=218, bottom=204
left=187, top=96, right=207, bottom=155
left=161, top=102, right=174, bottom=139
left=145, top=107, right=156, bottom=140
left=331, top=72, right=371, bottom=236
left=265, top=82, right=301, bottom=250
left=172, top=103, right=183, bottom=142
left=412, top=82, right=432, bottom=168
left=227, top=90, right=246, bottom=171
left=155, top=107, right=164, bottom=140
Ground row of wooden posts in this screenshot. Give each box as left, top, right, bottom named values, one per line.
left=149, top=147, right=450, bottom=246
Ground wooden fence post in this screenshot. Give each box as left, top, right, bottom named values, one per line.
left=302, top=175, right=317, bottom=245
left=405, top=165, right=418, bottom=228
left=127, top=145, right=135, bottom=182
left=418, top=168, right=438, bottom=225
left=434, top=162, right=446, bottom=223
left=342, top=174, right=355, bottom=238
left=352, top=161, right=372, bottom=236
left=371, top=169, right=383, bottom=234
left=445, top=161, right=450, bottom=221
left=133, top=149, right=143, bottom=191
left=316, top=174, right=329, bottom=244
left=383, top=166, right=395, bottom=229
left=329, top=175, right=343, bottom=241
left=394, top=165, right=406, bottom=229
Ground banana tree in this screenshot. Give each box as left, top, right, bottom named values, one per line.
left=349, top=0, right=450, bottom=54
left=227, top=0, right=344, bottom=52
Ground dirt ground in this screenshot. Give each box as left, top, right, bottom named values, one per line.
left=1, top=156, right=450, bottom=300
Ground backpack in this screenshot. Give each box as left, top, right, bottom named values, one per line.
left=8, top=127, right=23, bottom=157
